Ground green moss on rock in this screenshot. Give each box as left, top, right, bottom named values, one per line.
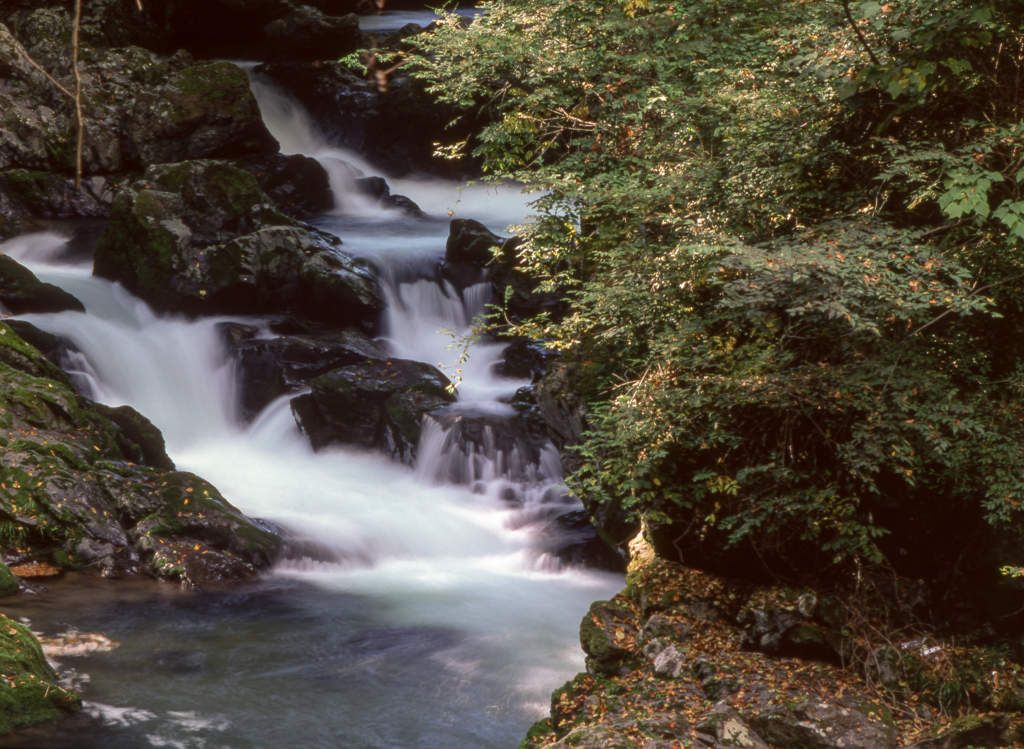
left=0, top=563, right=18, bottom=597
left=0, top=614, right=81, bottom=734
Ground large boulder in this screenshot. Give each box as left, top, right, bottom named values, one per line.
left=93, top=160, right=383, bottom=325
left=129, top=59, right=279, bottom=166
left=0, top=18, right=277, bottom=175
left=290, top=358, right=455, bottom=464
left=445, top=218, right=512, bottom=265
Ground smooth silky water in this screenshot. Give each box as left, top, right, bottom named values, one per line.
left=0, top=61, right=621, bottom=749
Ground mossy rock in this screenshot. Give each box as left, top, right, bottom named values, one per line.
left=94, top=160, right=382, bottom=323
left=291, top=358, right=455, bottom=463
left=89, top=402, right=175, bottom=471
left=0, top=614, right=82, bottom=734
left=0, top=324, right=280, bottom=585
left=0, top=563, right=17, bottom=597
left=130, top=61, right=278, bottom=165
left=579, top=599, right=636, bottom=676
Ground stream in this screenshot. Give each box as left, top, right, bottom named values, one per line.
left=0, top=26, right=622, bottom=749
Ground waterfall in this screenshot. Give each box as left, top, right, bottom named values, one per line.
left=0, top=69, right=621, bottom=749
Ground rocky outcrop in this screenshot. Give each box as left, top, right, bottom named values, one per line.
left=290, top=358, right=455, bottom=463
left=0, top=321, right=282, bottom=588
left=521, top=536, right=1024, bottom=749
left=0, top=18, right=277, bottom=175
left=494, top=338, right=559, bottom=382
left=93, top=159, right=383, bottom=325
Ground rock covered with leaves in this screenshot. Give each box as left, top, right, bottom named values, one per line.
left=522, top=536, right=1023, bottom=749
left=0, top=320, right=281, bottom=587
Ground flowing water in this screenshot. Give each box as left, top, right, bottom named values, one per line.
left=0, top=62, right=622, bottom=749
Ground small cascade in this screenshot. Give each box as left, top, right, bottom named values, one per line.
left=374, top=253, right=585, bottom=556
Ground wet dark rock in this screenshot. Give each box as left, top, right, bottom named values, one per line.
left=253, top=63, right=482, bottom=177
left=233, top=153, right=334, bottom=219
left=427, top=405, right=551, bottom=470
left=352, top=176, right=425, bottom=217
left=0, top=253, right=85, bottom=314
left=440, top=217, right=566, bottom=323
left=383, top=194, right=426, bottom=217
left=228, top=327, right=386, bottom=420
left=445, top=218, right=512, bottom=265
left=355, top=176, right=391, bottom=200
left=94, top=159, right=383, bottom=326
left=291, top=358, right=455, bottom=463
left=376, top=22, right=427, bottom=51
left=546, top=510, right=627, bottom=573
left=494, top=338, right=559, bottom=382
left=264, top=7, right=361, bottom=62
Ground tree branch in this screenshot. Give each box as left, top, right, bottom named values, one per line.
left=840, top=0, right=881, bottom=66
left=10, top=37, right=74, bottom=98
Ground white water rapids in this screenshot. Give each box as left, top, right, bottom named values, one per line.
left=0, top=58, right=622, bottom=749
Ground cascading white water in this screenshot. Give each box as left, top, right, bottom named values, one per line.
left=0, top=69, right=621, bottom=749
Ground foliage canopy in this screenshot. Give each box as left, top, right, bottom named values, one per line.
left=413, top=0, right=1024, bottom=587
